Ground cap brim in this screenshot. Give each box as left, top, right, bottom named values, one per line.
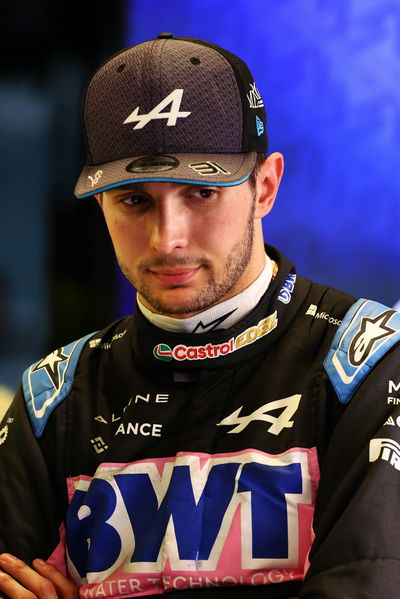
left=74, top=152, right=257, bottom=198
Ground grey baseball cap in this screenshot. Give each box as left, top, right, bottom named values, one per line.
left=75, top=33, right=268, bottom=198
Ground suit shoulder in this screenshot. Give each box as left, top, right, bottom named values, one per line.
left=22, top=316, right=132, bottom=437
left=324, top=299, right=400, bottom=404
left=22, top=331, right=98, bottom=437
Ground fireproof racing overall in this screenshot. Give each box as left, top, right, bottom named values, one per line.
left=1, top=246, right=400, bottom=598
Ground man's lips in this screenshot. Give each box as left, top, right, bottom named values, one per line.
left=149, top=266, right=201, bottom=285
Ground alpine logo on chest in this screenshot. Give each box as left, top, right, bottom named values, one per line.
left=66, top=448, right=319, bottom=596
left=217, top=394, right=302, bottom=435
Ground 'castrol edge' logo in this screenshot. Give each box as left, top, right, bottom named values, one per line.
left=153, top=312, right=277, bottom=362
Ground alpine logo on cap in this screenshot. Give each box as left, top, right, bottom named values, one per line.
left=153, top=313, right=277, bottom=362
left=123, top=89, right=191, bottom=130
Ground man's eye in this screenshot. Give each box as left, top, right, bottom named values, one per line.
left=194, top=188, right=216, bottom=199
left=122, top=194, right=147, bottom=206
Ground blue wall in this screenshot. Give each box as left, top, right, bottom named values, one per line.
left=123, top=0, right=400, bottom=306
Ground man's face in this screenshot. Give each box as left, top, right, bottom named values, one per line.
left=99, top=179, right=266, bottom=318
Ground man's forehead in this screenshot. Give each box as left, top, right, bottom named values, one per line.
left=120, top=181, right=189, bottom=190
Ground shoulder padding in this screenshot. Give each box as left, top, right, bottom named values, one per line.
left=22, top=332, right=97, bottom=438
left=324, top=299, right=400, bottom=404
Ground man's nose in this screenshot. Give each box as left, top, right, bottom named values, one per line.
left=148, top=202, right=189, bottom=254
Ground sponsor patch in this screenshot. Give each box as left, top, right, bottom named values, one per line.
left=278, top=274, right=296, bottom=304
left=89, top=330, right=127, bottom=350
left=305, top=304, right=341, bottom=326
left=247, top=82, right=264, bottom=108
left=384, top=416, right=400, bottom=427
left=66, top=448, right=319, bottom=596
left=0, top=418, right=13, bottom=446
left=370, top=438, right=400, bottom=471
left=115, top=422, right=163, bottom=438
left=0, top=425, right=8, bottom=445
left=153, top=343, right=173, bottom=361
left=324, top=299, right=400, bottom=405
left=256, top=116, right=264, bottom=136
left=153, top=313, right=277, bottom=362
left=88, top=170, right=103, bottom=187
left=387, top=380, right=400, bottom=405
left=90, top=436, right=109, bottom=454
left=188, top=161, right=231, bottom=176
left=191, top=310, right=237, bottom=333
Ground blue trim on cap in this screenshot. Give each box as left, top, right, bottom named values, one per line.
left=76, top=173, right=251, bottom=198
left=22, top=332, right=97, bottom=437
left=324, top=299, right=400, bottom=405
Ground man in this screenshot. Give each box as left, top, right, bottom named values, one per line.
left=1, top=34, right=400, bottom=599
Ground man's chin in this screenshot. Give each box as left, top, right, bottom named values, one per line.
left=138, top=289, right=215, bottom=318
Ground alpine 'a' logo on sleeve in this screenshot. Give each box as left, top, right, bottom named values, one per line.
left=123, top=89, right=191, bottom=130
left=66, top=448, right=319, bottom=596
left=217, top=395, right=302, bottom=435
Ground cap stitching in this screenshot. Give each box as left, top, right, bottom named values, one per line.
left=157, top=39, right=168, bottom=154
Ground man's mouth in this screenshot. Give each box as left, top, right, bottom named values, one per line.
left=149, top=266, right=201, bottom=285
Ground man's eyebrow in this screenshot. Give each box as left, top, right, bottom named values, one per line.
left=116, top=183, right=147, bottom=192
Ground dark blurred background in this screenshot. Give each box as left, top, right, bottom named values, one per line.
left=1, top=0, right=399, bottom=405
left=0, top=1, right=125, bottom=399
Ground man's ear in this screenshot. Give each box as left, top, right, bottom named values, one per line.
left=94, top=193, right=103, bottom=208
left=254, top=152, right=284, bottom=219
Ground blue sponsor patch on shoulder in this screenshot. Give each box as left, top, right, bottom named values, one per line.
left=22, top=332, right=96, bottom=437
left=324, top=299, right=400, bottom=404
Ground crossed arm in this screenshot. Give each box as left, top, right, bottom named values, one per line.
left=0, top=554, right=300, bottom=599
left=0, top=554, right=78, bottom=599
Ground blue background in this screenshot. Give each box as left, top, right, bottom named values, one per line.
left=118, top=0, right=400, bottom=313
left=1, top=0, right=399, bottom=397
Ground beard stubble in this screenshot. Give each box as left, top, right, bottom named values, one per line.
left=118, top=194, right=257, bottom=316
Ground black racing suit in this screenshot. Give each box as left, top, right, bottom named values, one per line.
left=1, top=246, right=400, bottom=598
